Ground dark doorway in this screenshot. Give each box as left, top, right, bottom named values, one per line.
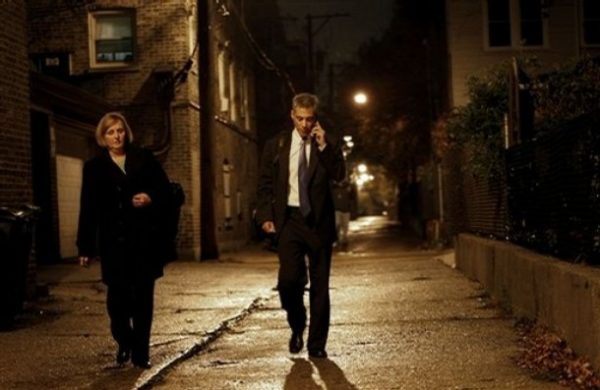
left=30, top=110, right=60, bottom=264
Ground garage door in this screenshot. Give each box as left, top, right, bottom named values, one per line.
left=56, top=154, right=83, bottom=259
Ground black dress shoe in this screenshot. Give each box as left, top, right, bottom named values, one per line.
left=132, top=359, right=152, bottom=369
left=308, top=349, right=327, bottom=358
left=116, top=347, right=130, bottom=365
left=289, top=332, right=304, bottom=354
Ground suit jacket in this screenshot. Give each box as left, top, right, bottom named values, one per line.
left=256, top=130, right=345, bottom=245
left=77, top=145, right=171, bottom=285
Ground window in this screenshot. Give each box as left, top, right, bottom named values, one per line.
left=89, top=10, right=135, bottom=68
left=218, top=50, right=230, bottom=112
left=519, top=0, right=543, bottom=46
left=229, top=62, right=238, bottom=122
left=583, top=0, right=600, bottom=46
left=242, top=74, right=251, bottom=130
left=240, top=73, right=246, bottom=120
left=485, top=0, right=546, bottom=49
left=187, top=4, right=197, bottom=55
left=488, top=0, right=511, bottom=47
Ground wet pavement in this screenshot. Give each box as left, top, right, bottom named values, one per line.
left=0, top=217, right=561, bottom=389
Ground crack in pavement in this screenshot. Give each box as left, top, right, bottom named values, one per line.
left=134, top=293, right=276, bottom=390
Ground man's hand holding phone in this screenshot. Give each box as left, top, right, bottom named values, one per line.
left=311, top=121, right=327, bottom=148
left=262, top=221, right=276, bottom=234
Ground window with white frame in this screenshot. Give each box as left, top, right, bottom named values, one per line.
left=582, top=0, right=600, bottom=46
left=485, top=0, right=546, bottom=49
left=88, top=10, right=135, bottom=68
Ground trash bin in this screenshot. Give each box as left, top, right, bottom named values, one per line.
left=0, top=205, right=39, bottom=328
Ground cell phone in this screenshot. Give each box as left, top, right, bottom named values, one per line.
left=311, top=118, right=319, bottom=137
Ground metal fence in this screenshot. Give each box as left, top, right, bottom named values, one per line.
left=439, top=113, right=600, bottom=264
left=440, top=144, right=508, bottom=241
left=506, top=114, right=600, bottom=263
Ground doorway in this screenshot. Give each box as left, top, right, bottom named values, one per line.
left=30, top=110, right=60, bottom=264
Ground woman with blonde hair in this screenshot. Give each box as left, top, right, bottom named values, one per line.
left=77, top=112, right=170, bottom=368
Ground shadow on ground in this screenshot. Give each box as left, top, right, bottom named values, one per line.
left=284, top=357, right=358, bottom=390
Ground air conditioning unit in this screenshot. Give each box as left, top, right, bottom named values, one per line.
left=32, top=53, right=73, bottom=79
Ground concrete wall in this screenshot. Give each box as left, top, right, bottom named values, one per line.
left=456, top=233, right=600, bottom=369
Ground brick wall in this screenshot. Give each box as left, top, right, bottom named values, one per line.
left=28, top=0, right=203, bottom=259
left=0, top=1, right=35, bottom=298
left=0, top=2, right=32, bottom=207
left=164, top=104, right=202, bottom=259
left=27, top=0, right=262, bottom=258
left=208, top=0, right=258, bottom=252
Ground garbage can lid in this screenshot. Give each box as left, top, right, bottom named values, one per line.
left=0, top=205, right=40, bottom=220
left=0, top=207, right=21, bottom=221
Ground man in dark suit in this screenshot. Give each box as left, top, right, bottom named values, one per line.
left=256, top=93, right=345, bottom=358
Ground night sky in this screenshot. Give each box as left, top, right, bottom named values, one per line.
left=276, top=0, right=396, bottom=63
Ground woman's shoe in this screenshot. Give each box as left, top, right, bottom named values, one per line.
left=116, top=346, right=131, bottom=365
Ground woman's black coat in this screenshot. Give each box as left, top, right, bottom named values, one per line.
left=77, top=146, right=170, bottom=286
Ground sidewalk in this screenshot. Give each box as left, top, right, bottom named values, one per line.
left=0, top=219, right=563, bottom=389
left=0, top=245, right=279, bottom=390
left=149, top=232, right=563, bottom=390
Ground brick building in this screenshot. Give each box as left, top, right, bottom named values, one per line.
left=0, top=2, right=31, bottom=208
left=0, top=1, right=35, bottom=301
left=201, top=0, right=259, bottom=255
left=24, top=0, right=262, bottom=261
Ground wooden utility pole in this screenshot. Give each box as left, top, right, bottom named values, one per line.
left=305, top=12, right=349, bottom=92
left=199, top=0, right=219, bottom=260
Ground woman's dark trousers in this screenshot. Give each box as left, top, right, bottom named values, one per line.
left=106, top=280, right=155, bottom=362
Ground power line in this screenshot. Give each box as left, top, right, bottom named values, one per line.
left=225, top=1, right=297, bottom=94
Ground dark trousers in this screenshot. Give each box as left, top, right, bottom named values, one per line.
left=106, top=280, right=155, bottom=361
left=277, top=207, right=332, bottom=352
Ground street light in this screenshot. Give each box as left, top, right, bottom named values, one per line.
left=342, top=135, right=353, bottom=158
left=353, top=92, right=368, bottom=105
left=354, top=163, right=373, bottom=189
